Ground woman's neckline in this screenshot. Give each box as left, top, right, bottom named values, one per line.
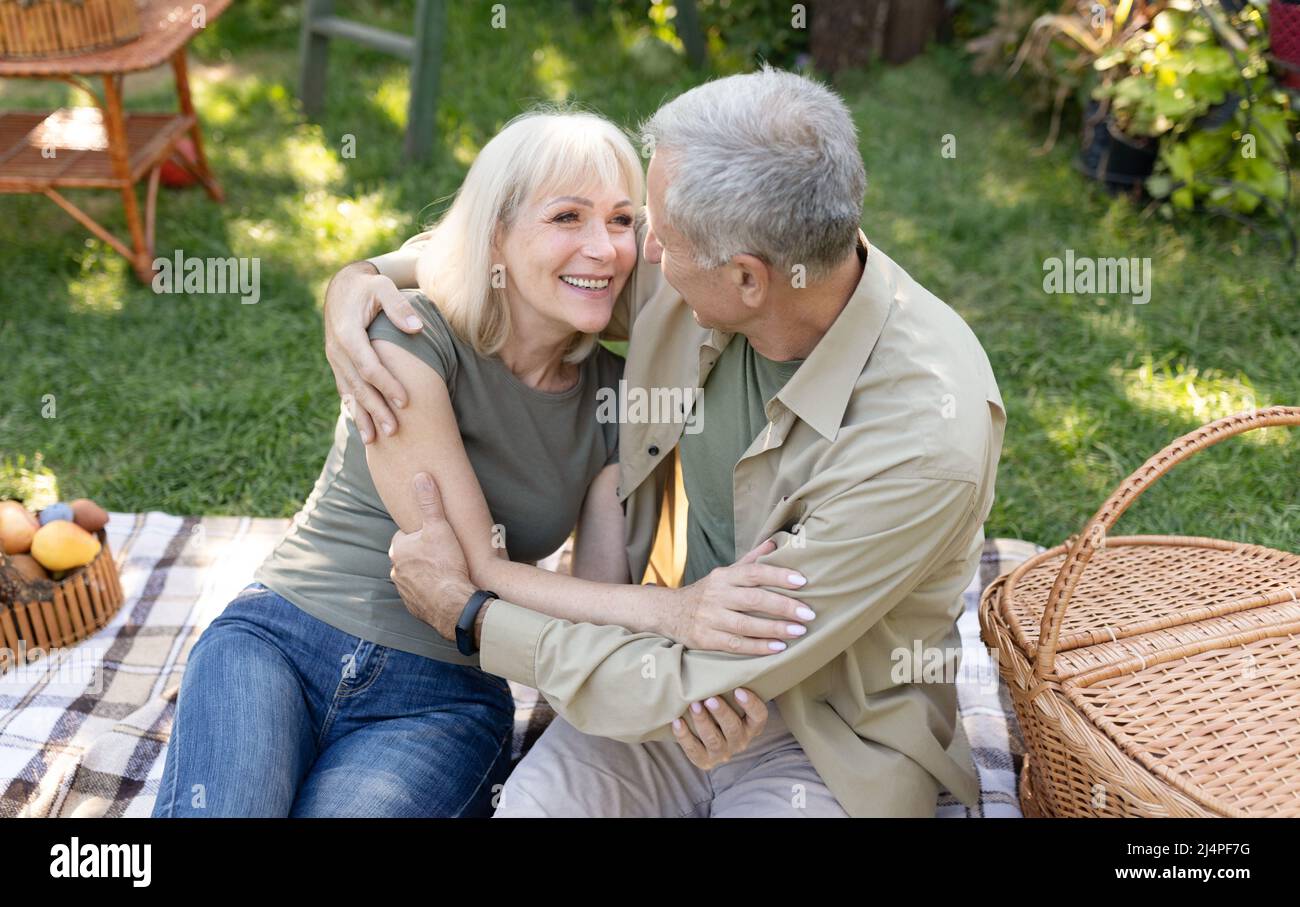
left=413, top=290, right=588, bottom=402
left=485, top=351, right=587, bottom=401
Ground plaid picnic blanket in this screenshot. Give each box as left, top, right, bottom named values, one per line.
left=0, top=512, right=1038, bottom=818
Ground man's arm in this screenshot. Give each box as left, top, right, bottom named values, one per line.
left=479, top=474, right=980, bottom=743
left=368, top=230, right=431, bottom=289
left=322, top=233, right=429, bottom=443
left=393, top=476, right=814, bottom=655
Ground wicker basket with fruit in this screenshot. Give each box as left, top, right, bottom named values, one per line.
left=0, top=497, right=123, bottom=673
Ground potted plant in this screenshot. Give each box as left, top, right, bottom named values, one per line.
left=1006, top=0, right=1168, bottom=173
left=1097, top=2, right=1296, bottom=215
left=1085, top=6, right=1237, bottom=189
left=1076, top=97, right=1162, bottom=189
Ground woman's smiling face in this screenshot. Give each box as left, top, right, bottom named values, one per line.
left=494, top=182, right=638, bottom=339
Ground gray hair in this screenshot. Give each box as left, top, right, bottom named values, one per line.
left=641, top=65, right=867, bottom=282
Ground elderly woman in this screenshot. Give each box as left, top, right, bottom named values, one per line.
left=152, top=109, right=809, bottom=818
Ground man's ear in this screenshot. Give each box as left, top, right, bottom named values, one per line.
left=730, top=253, right=770, bottom=311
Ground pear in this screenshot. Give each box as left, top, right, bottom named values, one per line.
left=30, top=520, right=101, bottom=572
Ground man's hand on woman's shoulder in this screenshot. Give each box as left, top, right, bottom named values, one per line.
left=323, top=260, right=423, bottom=444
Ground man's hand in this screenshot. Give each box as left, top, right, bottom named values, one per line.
left=324, top=261, right=423, bottom=444
left=671, top=689, right=768, bottom=770
left=389, top=472, right=476, bottom=641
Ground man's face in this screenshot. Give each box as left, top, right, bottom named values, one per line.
left=644, top=152, right=746, bottom=331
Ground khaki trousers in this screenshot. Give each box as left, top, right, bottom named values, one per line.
left=494, top=701, right=850, bottom=818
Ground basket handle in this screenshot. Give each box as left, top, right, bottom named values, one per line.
left=1034, top=405, right=1300, bottom=679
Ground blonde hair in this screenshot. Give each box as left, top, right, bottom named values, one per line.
left=413, top=108, right=644, bottom=364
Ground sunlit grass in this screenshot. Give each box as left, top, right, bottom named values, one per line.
left=372, top=73, right=411, bottom=129
left=977, top=169, right=1033, bottom=208
left=67, top=264, right=129, bottom=315
left=451, top=125, right=483, bottom=167
left=277, top=188, right=404, bottom=266
left=1116, top=359, right=1279, bottom=441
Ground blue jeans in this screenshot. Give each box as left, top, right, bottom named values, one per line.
left=152, top=582, right=515, bottom=817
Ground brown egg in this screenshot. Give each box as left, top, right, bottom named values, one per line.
left=7, top=553, right=51, bottom=584
left=70, top=498, right=109, bottom=533
left=0, top=500, right=39, bottom=554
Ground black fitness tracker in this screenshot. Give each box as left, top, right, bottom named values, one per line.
left=456, top=589, right=499, bottom=656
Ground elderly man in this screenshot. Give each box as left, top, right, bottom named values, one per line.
left=322, top=67, right=1005, bottom=817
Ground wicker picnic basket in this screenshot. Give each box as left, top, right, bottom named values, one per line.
left=979, top=406, right=1300, bottom=817
left=0, top=0, right=141, bottom=59
left=0, top=525, right=123, bottom=674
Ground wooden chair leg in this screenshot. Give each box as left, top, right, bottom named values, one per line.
left=101, top=74, right=154, bottom=282
left=405, top=0, right=447, bottom=163
left=145, top=163, right=162, bottom=257
left=172, top=50, right=224, bottom=202
left=44, top=188, right=135, bottom=263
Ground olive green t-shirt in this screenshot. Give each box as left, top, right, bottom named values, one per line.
left=679, top=337, right=803, bottom=586
left=254, top=291, right=623, bottom=665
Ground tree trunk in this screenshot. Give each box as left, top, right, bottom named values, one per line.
left=883, top=0, right=946, bottom=64
left=809, top=0, right=947, bottom=75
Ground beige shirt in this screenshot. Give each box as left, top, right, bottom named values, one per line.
left=372, top=225, right=1005, bottom=816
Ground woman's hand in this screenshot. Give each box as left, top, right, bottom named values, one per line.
left=671, top=689, right=768, bottom=770
left=664, top=539, right=814, bottom=655
left=323, top=261, right=423, bottom=444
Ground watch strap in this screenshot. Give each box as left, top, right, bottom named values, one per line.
left=456, top=589, right=499, bottom=656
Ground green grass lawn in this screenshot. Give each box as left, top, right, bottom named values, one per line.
left=2, top=1, right=1298, bottom=552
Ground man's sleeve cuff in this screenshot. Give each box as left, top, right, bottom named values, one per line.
left=480, top=599, right=551, bottom=688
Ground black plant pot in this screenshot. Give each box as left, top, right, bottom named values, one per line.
left=1192, top=92, right=1242, bottom=132
left=1076, top=101, right=1158, bottom=193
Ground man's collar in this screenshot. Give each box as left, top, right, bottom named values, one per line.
left=774, top=230, right=892, bottom=441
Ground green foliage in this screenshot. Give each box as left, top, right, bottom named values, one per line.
left=1094, top=4, right=1296, bottom=214
left=968, top=1, right=1296, bottom=219
left=953, top=0, right=1060, bottom=43
left=1095, top=24, right=1239, bottom=138
left=596, top=0, right=809, bottom=69
left=695, top=0, right=810, bottom=68
left=0, top=455, right=59, bottom=510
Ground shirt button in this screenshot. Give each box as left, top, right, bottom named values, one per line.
left=648, top=445, right=660, bottom=457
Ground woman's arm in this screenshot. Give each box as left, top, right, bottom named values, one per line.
left=569, top=464, right=631, bottom=585
left=367, top=340, right=812, bottom=654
